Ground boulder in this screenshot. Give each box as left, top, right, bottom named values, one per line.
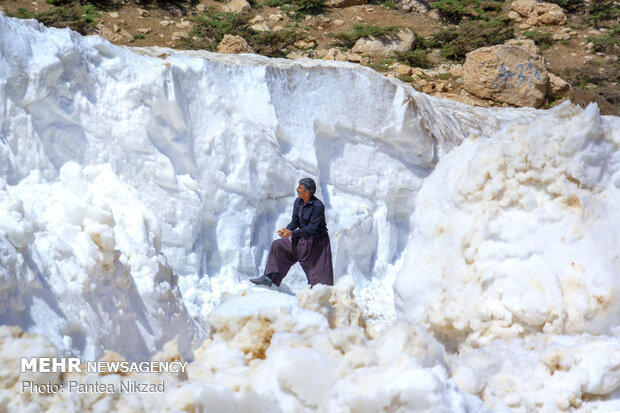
left=511, top=0, right=566, bottom=26
left=463, top=44, right=549, bottom=107
left=400, top=0, right=431, bottom=13
left=224, top=0, right=251, bottom=13
left=547, top=72, right=570, bottom=97
left=327, top=0, right=366, bottom=7
left=351, top=28, right=415, bottom=59
left=323, top=48, right=348, bottom=61
left=504, top=38, right=540, bottom=55
left=449, top=64, right=463, bottom=77
left=217, top=34, right=254, bottom=54
left=294, top=38, right=317, bottom=49
left=511, top=0, right=536, bottom=17
left=251, top=22, right=270, bottom=32
left=529, top=2, right=566, bottom=25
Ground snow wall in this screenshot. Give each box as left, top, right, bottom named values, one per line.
left=1, top=13, right=620, bottom=412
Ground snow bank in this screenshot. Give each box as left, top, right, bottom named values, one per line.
left=0, top=279, right=489, bottom=412
left=0, top=12, right=535, bottom=331
left=395, top=102, right=620, bottom=347
left=394, top=102, right=620, bottom=410
left=2, top=12, right=620, bottom=412
left=0, top=162, right=204, bottom=360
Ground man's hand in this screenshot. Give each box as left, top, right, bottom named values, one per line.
left=277, top=228, right=292, bottom=238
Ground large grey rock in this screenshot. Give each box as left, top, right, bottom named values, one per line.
left=351, top=28, right=415, bottom=59
left=463, top=44, right=549, bottom=107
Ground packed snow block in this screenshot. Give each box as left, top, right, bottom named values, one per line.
left=0, top=163, right=205, bottom=361
left=0, top=13, right=537, bottom=327
left=395, top=102, right=620, bottom=350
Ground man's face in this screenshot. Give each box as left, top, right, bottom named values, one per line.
left=296, top=185, right=308, bottom=198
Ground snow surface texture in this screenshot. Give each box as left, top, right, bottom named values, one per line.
left=1, top=13, right=620, bottom=412
left=0, top=14, right=532, bottom=352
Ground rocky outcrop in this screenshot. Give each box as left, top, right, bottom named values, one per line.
left=510, top=0, right=567, bottom=25
left=217, top=34, right=254, bottom=54
left=224, top=0, right=252, bottom=13
left=351, top=28, right=415, bottom=58
left=463, top=44, right=549, bottom=107
left=548, top=72, right=570, bottom=97
left=399, top=0, right=431, bottom=13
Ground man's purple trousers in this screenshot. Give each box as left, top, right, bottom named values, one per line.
left=264, top=232, right=334, bottom=287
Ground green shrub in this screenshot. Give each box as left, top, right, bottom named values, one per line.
left=431, top=0, right=503, bottom=23
left=544, top=0, right=584, bottom=13
left=257, top=0, right=324, bottom=14
left=189, top=10, right=253, bottom=49
left=586, top=25, right=619, bottom=53
left=523, top=30, right=554, bottom=50
left=432, top=18, right=513, bottom=61
left=36, top=3, right=100, bottom=34
left=291, top=0, right=324, bottom=14
left=397, top=74, right=415, bottom=83
left=46, top=0, right=74, bottom=5
left=367, top=58, right=394, bottom=72
left=251, top=29, right=303, bottom=56
left=367, top=0, right=397, bottom=9
left=186, top=10, right=302, bottom=57
left=587, top=0, right=620, bottom=24
left=394, top=50, right=431, bottom=68
left=133, top=33, right=146, bottom=40
left=10, top=8, right=36, bottom=18
left=333, top=24, right=401, bottom=48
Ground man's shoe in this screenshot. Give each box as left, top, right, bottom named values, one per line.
left=250, top=275, right=273, bottom=287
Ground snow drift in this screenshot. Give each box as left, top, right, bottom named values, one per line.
left=1, top=13, right=619, bottom=412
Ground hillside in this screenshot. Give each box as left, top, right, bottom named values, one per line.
left=1, top=0, right=618, bottom=115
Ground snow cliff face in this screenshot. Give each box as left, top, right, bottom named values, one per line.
left=1, top=13, right=620, bottom=413
left=0, top=13, right=532, bottom=354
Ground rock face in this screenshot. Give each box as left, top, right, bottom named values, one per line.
left=548, top=72, right=570, bottom=97
left=224, top=0, right=252, bottom=13
left=217, top=34, right=254, bottom=54
left=351, top=28, right=415, bottom=58
left=463, top=45, right=549, bottom=107
left=326, top=0, right=367, bottom=7
left=399, top=0, right=431, bottom=13
left=511, top=0, right=567, bottom=25
left=504, top=38, right=540, bottom=55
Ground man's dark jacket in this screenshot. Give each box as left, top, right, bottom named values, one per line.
left=286, top=195, right=328, bottom=238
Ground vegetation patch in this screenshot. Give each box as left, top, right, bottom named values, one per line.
left=430, top=0, right=504, bottom=23
left=397, top=74, right=415, bottom=83
left=8, top=3, right=101, bottom=34
left=544, top=0, right=584, bottom=13
left=523, top=30, right=554, bottom=50
left=185, top=9, right=303, bottom=57
left=587, top=0, right=620, bottom=25
left=333, top=24, right=401, bottom=48
left=586, top=24, right=619, bottom=54
left=367, top=0, right=397, bottom=10
left=367, top=57, right=394, bottom=72
left=394, top=49, right=431, bottom=68
left=426, top=17, right=513, bottom=61
left=255, top=0, right=325, bottom=15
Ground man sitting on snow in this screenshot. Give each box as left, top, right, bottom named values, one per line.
left=251, top=178, right=334, bottom=287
